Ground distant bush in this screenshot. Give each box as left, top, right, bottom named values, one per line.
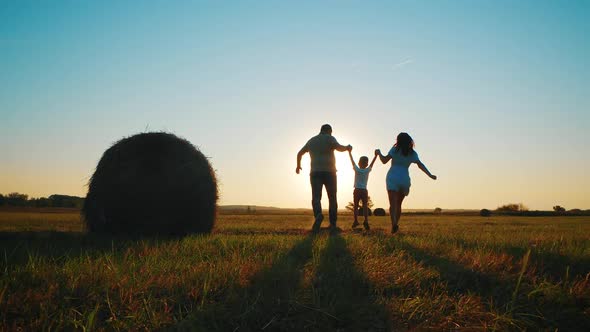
left=0, top=192, right=85, bottom=208
left=373, top=208, right=386, bottom=216
left=480, top=209, right=492, bottom=217
left=496, top=203, right=528, bottom=212
left=569, top=209, right=582, bottom=214
left=553, top=205, right=566, bottom=213
left=29, top=197, right=51, bottom=208
left=434, top=207, right=442, bottom=214
left=48, top=195, right=84, bottom=208
left=6, top=192, right=28, bottom=207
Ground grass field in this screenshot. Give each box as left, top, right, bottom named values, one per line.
left=1, top=210, right=589, bottom=331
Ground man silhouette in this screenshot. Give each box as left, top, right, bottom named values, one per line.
left=296, top=124, right=352, bottom=232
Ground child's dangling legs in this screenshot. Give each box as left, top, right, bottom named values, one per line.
left=357, top=189, right=370, bottom=230
left=352, top=189, right=362, bottom=228
left=361, top=195, right=369, bottom=222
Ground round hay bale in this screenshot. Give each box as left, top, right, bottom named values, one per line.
left=373, top=208, right=386, bottom=216
left=83, top=132, right=218, bottom=235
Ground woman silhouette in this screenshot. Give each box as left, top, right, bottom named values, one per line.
left=376, top=133, right=437, bottom=233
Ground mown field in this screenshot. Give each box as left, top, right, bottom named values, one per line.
left=0, top=210, right=589, bottom=331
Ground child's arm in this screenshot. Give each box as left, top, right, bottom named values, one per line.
left=369, top=154, right=378, bottom=169
left=348, top=150, right=357, bottom=169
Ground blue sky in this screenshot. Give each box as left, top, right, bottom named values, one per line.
left=1, top=1, right=589, bottom=209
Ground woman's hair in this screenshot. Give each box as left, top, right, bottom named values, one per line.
left=394, top=132, right=414, bottom=156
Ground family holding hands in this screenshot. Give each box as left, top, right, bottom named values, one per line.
left=296, top=124, right=437, bottom=234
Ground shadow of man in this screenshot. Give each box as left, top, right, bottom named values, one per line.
left=177, top=235, right=316, bottom=331
left=177, top=234, right=390, bottom=331
left=306, top=234, right=389, bottom=331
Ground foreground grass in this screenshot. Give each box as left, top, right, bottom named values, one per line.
left=0, top=211, right=589, bottom=330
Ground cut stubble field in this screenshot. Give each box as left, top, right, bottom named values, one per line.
left=0, top=210, right=589, bottom=331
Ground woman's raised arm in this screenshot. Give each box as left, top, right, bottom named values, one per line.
left=417, top=161, right=437, bottom=180
left=375, top=149, right=391, bottom=164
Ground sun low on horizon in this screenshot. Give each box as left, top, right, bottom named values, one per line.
left=1, top=1, right=589, bottom=211
left=2, top=2, right=590, bottom=330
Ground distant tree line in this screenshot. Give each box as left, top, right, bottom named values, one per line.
left=496, top=203, right=529, bottom=212
left=478, top=203, right=590, bottom=217
left=0, top=193, right=84, bottom=209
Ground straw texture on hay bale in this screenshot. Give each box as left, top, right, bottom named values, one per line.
left=83, top=132, right=218, bottom=235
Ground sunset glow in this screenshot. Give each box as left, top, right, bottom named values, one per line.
left=1, top=1, right=588, bottom=210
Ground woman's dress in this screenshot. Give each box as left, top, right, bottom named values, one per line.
left=386, top=147, right=420, bottom=196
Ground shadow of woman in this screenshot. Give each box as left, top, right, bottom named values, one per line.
left=423, top=236, right=590, bottom=281
left=393, top=237, right=590, bottom=330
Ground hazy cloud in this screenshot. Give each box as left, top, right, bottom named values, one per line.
left=392, top=59, right=414, bottom=70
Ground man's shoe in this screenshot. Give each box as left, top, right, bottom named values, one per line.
left=311, top=214, right=324, bottom=233
left=352, top=221, right=360, bottom=229
left=391, top=224, right=399, bottom=234
left=363, top=221, right=370, bottom=231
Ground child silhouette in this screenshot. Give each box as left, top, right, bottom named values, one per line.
left=348, top=149, right=377, bottom=230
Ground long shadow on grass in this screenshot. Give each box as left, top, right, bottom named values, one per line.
left=304, top=234, right=389, bottom=331
left=213, top=228, right=309, bottom=235
left=431, top=236, right=590, bottom=281
left=394, top=236, right=590, bottom=330
left=176, top=233, right=390, bottom=331
left=394, top=238, right=506, bottom=299
left=0, top=231, right=180, bottom=268
left=176, top=235, right=316, bottom=331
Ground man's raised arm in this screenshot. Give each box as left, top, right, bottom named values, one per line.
left=332, top=137, right=352, bottom=152
left=296, top=145, right=309, bottom=174
left=335, top=144, right=352, bottom=152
